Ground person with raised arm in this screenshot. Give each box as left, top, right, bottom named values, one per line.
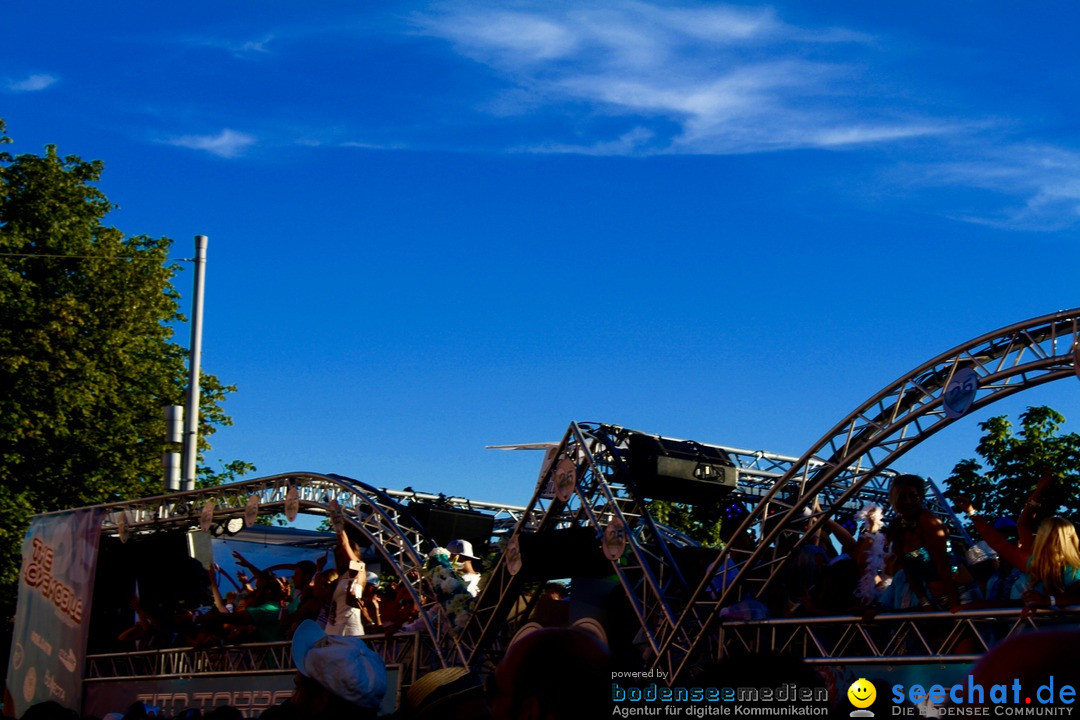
left=953, top=471, right=1080, bottom=608
left=323, top=526, right=368, bottom=636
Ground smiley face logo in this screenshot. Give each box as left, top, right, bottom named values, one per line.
left=847, top=678, right=876, bottom=709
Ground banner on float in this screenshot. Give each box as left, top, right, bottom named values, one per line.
left=82, top=666, right=401, bottom=718
left=5, top=508, right=105, bottom=718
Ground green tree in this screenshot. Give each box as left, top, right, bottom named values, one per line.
left=648, top=499, right=727, bottom=548
left=945, top=406, right=1080, bottom=521
left=0, top=123, right=250, bottom=623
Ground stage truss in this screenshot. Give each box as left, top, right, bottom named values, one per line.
left=656, top=307, right=1080, bottom=679
left=463, top=308, right=1079, bottom=678
left=78, top=308, right=1080, bottom=680
left=89, top=472, right=468, bottom=671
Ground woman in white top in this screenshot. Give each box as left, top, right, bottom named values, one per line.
left=323, top=527, right=366, bottom=636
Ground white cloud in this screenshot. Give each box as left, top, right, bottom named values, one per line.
left=922, top=145, right=1080, bottom=230
left=176, top=34, right=275, bottom=58
left=519, top=126, right=656, bottom=156
left=414, top=2, right=946, bottom=156
left=6, top=74, right=59, bottom=92
left=163, top=129, right=257, bottom=158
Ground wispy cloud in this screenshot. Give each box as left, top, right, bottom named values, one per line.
left=6, top=74, right=59, bottom=92
left=162, top=129, right=257, bottom=158
left=920, top=145, right=1080, bottom=230
left=414, top=2, right=947, bottom=155
left=178, top=34, right=275, bottom=59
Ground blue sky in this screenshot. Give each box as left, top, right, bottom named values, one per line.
left=3, top=1, right=1079, bottom=507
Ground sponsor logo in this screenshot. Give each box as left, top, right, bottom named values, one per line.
left=12, top=642, right=24, bottom=670
left=22, top=667, right=37, bottom=704
left=58, top=648, right=77, bottom=673
left=23, top=539, right=84, bottom=624
left=30, top=631, right=53, bottom=656
left=44, top=669, right=67, bottom=703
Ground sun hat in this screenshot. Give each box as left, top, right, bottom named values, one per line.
left=404, top=666, right=484, bottom=716
left=291, top=620, right=387, bottom=708
left=446, top=539, right=480, bottom=561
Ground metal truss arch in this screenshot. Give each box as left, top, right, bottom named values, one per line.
left=658, top=308, right=1080, bottom=679
left=90, top=471, right=467, bottom=670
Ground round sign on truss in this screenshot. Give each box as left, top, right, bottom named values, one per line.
left=505, top=534, right=522, bottom=576
left=200, top=501, right=215, bottom=533
left=244, top=494, right=259, bottom=527
left=116, top=510, right=130, bottom=544
left=943, top=366, right=979, bottom=419
left=328, top=499, right=345, bottom=534
left=602, top=518, right=627, bottom=561
left=553, top=458, right=577, bottom=503
left=285, top=486, right=300, bottom=522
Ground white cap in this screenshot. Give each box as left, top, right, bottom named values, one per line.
left=446, top=539, right=479, bottom=561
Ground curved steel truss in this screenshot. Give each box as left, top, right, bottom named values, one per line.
left=656, top=307, right=1080, bottom=679
left=89, top=472, right=467, bottom=670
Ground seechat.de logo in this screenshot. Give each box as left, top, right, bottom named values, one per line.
left=848, top=678, right=876, bottom=717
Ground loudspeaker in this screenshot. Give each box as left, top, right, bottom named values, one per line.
left=408, top=504, right=495, bottom=550
left=627, top=432, right=738, bottom=504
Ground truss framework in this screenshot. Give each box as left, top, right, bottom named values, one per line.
left=657, top=308, right=1080, bottom=680
left=716, top=607, right=1080, bottom=666
left=85, top=633, right=423, bottom=684
left=460, top=422, right=918, bottom=672
left=83, top=472, right=467, bottom=671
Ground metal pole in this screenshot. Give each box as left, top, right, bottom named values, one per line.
left=182, top=235, right=208, bottom=491
left=164, top=405, right=183, bottom=491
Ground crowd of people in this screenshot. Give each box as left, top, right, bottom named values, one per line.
left=758, top=469, right=1080, bottom=617
left=22, top=470, right=1080, bottom=719
left=113, top=525, right=486, bottom=653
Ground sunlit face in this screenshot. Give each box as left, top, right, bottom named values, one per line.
left=848, top=678, right=876, bottom=709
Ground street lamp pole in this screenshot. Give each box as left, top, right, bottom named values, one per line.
left=182, top=234, right=208, bottom=491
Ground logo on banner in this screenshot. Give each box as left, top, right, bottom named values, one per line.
left=23, top=667, right=37, bottom=703
left=30, top=631, right=52, bottom=656
left=13, top=642, right=24, bottom=670
left=58, top=648, right=77, bottom=673
left=23, top=538, right=84, bottom=624
left=43, top=670, right=66, bottom=702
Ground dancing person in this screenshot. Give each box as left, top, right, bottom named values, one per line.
left=324, top=527, right=368, bottom=636
left=885, top=474, right=961, bottom=612
left=446, top=539, right=482, bottom=597
left=954, top=493, right=1080, bottom=607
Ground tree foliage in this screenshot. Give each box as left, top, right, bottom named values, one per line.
left=648, top=499, right=727, bottom=548
left=945, top=406, right=1080, bottom=522
left=0, top=122, right=250, bottom=619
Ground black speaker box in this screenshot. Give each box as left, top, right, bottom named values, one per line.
left=627, top=432, right=738, bottom=504
left=408, top=504, right=495, bottom=550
